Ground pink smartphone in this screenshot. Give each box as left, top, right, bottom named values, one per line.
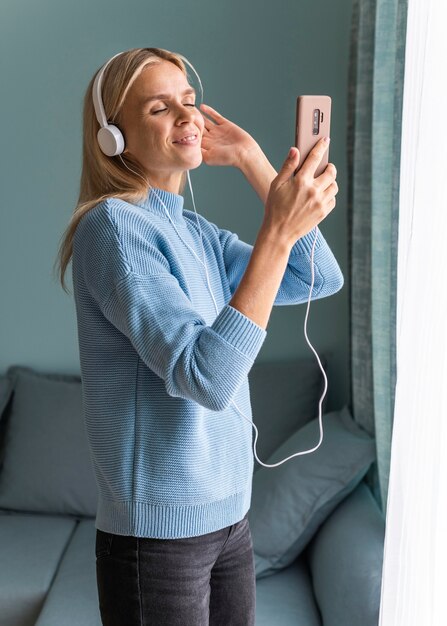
left=294, top=95, right=331, bottom=178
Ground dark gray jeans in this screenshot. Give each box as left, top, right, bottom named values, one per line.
left=95, top=512, right=256, bottom=625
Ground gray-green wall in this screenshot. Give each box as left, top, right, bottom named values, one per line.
left=0, top=0, right=353, bottom=413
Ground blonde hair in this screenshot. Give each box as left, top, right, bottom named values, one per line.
left=54, top=47, right=191, bottom=294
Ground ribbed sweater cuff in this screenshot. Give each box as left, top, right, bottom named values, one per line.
left=290, top=227, right=322, bottom=256
left=211, top=304, right=267, bottom=361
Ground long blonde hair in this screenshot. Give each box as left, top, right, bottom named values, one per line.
left=53, top=47, right=190, bottom=295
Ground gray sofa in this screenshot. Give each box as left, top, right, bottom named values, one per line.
left=0, top=357, right=385, bottom=626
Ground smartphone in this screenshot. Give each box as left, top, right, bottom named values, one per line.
left=294, top=95, right=331, bottom=178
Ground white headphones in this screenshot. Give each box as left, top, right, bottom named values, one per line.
left=92, top=50, right=204, bottom=157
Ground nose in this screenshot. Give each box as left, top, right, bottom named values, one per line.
left=175, top=105, right=201, bottom=126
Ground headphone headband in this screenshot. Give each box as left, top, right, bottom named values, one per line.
left=92, top=52, right=125, bottom=129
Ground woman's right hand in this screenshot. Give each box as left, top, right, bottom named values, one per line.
left=262, top=137, right=339, bottom=248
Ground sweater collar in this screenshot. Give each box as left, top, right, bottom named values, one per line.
left=136, top=187, right=185, bottom=222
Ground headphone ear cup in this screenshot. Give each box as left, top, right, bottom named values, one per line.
left=97, top=125, right=125, bottom=156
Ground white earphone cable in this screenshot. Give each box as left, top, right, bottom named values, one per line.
left=232, top=225, right=328, bottom=468
left=99, top=53, right=328, bottom=468
left=126, top=164, right=328, bottom=468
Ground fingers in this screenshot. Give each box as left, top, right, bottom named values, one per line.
left=297, top=137, right=330, bottom=178
left=324, top=180, right=338, bottom=199
left=322, top=181, right=339, bottom=214
left=315, top=163, right=337, bottom=190
left=272, top=146, right=301, bottom=187
left=199, top=103, right=224, bottom=124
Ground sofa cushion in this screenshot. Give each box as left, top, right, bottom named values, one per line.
left=0, top=365, right=98, bottom=517
left=305, top=481, right=385, bottom=626
left=248, top=356, right=328, bottom=471
left=35, top=519, right=102, bottom=626
left=0, top=512, right=76, bottom=626
left=255, top=558, right=322, bottom=626
left=249, top=405, right=376, bottom=579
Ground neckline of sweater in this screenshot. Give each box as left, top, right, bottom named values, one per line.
left=135, top=186, right=185, bottom=222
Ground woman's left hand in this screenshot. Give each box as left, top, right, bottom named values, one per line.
left=199, top=103, right=260, bottom=169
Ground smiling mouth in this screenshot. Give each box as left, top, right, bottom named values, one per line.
left=173, top=134, right=199, bottom=145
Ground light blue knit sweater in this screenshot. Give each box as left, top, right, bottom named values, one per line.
left=72, top=186, right=344, bottom=539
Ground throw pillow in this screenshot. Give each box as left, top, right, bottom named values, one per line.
left=0, top=365, right=98, bottom=517
left=248, top=404, right=376, bottom=579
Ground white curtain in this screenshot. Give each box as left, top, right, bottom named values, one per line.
left=379, top=0, right=447, bottom=623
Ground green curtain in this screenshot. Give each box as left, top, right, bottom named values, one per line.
left=347, top=0, right=408, bottom=516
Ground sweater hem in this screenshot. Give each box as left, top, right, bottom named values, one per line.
left=95, top=488, right=252, bottom=539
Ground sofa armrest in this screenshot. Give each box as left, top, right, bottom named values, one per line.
left=304, top=480, right=385, bottom=626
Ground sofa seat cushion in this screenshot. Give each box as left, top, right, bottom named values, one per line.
left=0, top=512, right=76, bottom=626
left=35, top=519, right=102, bottom=626
left=255, top=556, right=322, bottom=625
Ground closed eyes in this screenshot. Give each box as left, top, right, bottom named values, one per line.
left=152, top=104, right=196, bottom=114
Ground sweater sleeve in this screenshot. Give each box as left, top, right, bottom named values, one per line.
left=74, top=206, right=267, bottom=412
left=213, top=223, right=344, bottom=305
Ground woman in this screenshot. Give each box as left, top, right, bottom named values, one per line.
left=55, top=47, right=341, bottom=626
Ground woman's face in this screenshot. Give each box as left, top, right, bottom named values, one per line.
left=119, top=60, right=205, bottom=193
